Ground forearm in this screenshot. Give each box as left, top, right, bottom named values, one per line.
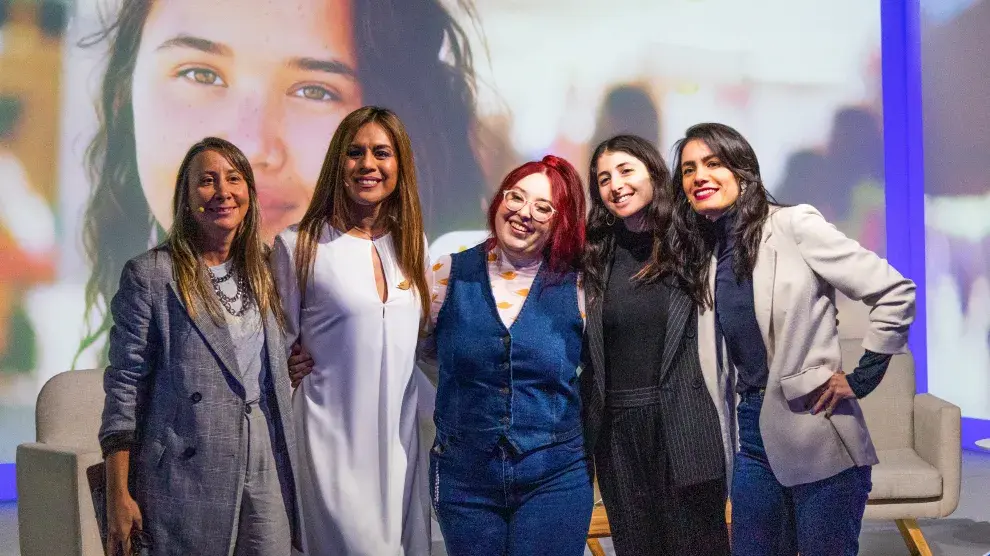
left=105, top=449, right=131, bottom=498
left=847, top=349, right=892, bottom=398
left=99, top=363, right=148, bottom=453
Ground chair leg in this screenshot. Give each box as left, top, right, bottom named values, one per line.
left=587, top=538, right=606, bottom=556
left=895, top=519, right=933, bottom=556
left=725, top=498, right=732, bottom=544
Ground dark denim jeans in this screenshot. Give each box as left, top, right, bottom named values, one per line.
left=731, top=390, right=872, bottom=556
left=430, top=431, right=593, bottom=556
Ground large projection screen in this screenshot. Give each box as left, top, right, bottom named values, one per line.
left=0, top=0, right=885, bottom=463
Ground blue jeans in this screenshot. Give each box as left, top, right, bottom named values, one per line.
left=430, top=431, right=593, bottom=556
left=731, top=390, right=872, bottom=556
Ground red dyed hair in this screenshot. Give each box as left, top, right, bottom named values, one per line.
left=486, top=155, right=586, bottom=272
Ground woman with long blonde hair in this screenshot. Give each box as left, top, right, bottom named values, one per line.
left=100, top=137, right=299, bottom=556
left=272, top=106, right=431, bottom=555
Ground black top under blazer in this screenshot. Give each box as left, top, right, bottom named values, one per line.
left=581, top=251, right=726, bottom=489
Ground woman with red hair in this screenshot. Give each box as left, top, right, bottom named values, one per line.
left=422, top=155, right=592, bottom=555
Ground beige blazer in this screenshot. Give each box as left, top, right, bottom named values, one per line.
left=697, top=204, right=916, bottom=487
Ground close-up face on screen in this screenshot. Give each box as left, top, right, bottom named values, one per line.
left=130, top=0, right=363, bottom=244
left=0, top=0, right=928, bottom=462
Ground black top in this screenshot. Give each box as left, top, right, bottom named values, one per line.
left=602, top=225, right=670, bottom=392
left=847, top=346, right=892, bottom=398
left=713, top=210, right=892, bottom=397
left=713, top=211, right=770, bottom=393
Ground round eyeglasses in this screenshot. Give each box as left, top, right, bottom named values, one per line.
left=502, top=189, right=556, bottom=223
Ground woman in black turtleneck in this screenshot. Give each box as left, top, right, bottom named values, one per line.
left=580, top=135, right=729, bottom=556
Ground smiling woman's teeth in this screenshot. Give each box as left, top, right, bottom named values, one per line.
left=510, top=221, right=528, bottom=234
left=694, top=188, right=717, bottom=200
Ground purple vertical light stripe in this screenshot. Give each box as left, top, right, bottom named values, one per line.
left=880, top=0, right=928, bottom=392
left=0, top=463, right=16, bottom=501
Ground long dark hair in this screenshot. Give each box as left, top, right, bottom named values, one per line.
left=295, top=107, right=430, bottom=327
left=583, top=134, right=675, bottom=301
left=668, top=122, right=775, bottom=308
left=77, top=0, right=486, bottom=356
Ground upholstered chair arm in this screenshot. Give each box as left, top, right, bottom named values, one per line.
left=16, top=443, right=105, bottom=556
left=913, top=393, right=961, bottom=517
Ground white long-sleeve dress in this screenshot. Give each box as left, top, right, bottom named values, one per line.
left=272, top=224, right=430, bottom=556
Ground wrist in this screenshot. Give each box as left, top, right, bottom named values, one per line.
left=107, top=482, right=132, bottom=501
left=847, top=373, right=867, bottom=398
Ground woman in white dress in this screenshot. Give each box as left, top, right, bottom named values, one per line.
left=272, top=106, right=432, bottom=555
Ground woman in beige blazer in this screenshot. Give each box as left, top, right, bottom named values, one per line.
left=665, top=123, right=916, bottom=556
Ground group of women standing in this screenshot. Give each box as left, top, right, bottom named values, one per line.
left=98, top=106, right=915, bottom=556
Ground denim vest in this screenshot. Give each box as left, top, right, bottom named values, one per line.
left=434, top=244, right=584, bottom=453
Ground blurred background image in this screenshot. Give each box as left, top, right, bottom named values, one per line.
left=921, top=0, right=990, bottom=421
left=1, top=0, right=888, bottom=462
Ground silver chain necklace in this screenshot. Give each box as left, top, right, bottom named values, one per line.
left=207, top=265, right=251, bottom=317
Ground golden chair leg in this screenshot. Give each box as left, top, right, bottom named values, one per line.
left=895, top=519, right=933, bottom=556
left=587, top=538, right=606, bottom=556
left=725, top=498, right=732, bottom=544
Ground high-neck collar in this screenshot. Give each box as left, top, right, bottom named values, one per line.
left=615, top=223, right=653, bottom=261
left=713, top=208, right=739, bottom=241
left=616, top=222, right=651, bottom=244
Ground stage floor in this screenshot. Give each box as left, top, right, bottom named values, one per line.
left=2, top=450, right=988, bottom=555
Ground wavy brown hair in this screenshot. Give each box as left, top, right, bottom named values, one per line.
left=668, top=122, right=777, bottom=309
left=76, top=0, right=485, bottom=356
left=169, top=138, right=285, bottom=327
left=294, top=107, right=429, bottom=326
left=583, top=135, right=676, bottom=301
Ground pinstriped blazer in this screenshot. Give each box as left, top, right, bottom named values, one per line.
left=580, top=256, right=725, bottom=489
left=98, top=247, right=300, bottom=555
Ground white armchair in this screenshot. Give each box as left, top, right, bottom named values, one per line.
left=847, top=339, right=962, bottom=556
left=16, top=369, right=105, bottom=556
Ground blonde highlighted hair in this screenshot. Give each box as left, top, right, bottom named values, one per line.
left=168, top=137, right=284, bottom=327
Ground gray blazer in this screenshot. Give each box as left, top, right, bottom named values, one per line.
left=98, top=248, right=300, bottom=555
left=698, top=204, right=916, bottom=487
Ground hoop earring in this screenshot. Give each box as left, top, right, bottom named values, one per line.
left=605, top=213, right=616, bottom=226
